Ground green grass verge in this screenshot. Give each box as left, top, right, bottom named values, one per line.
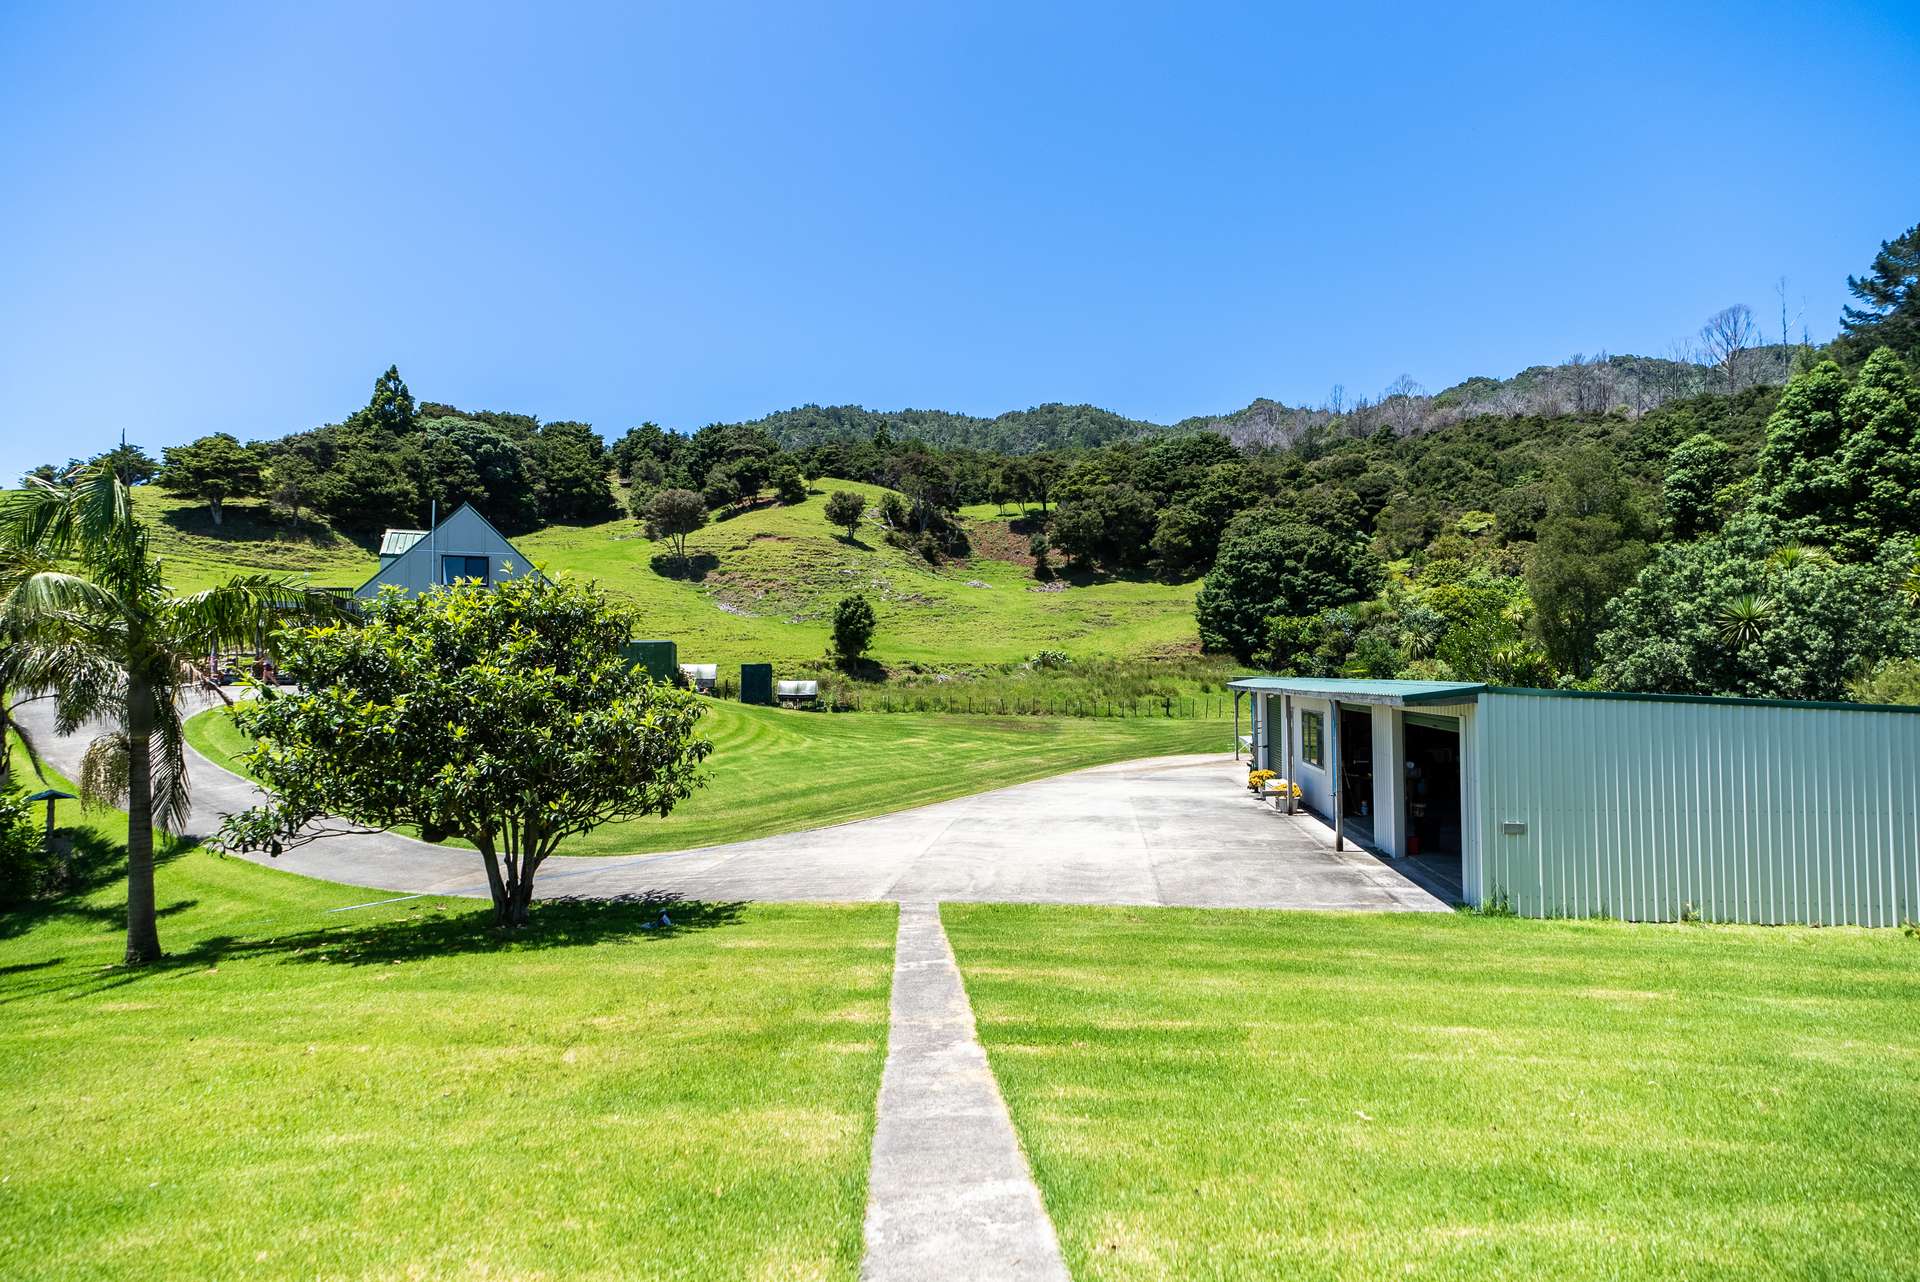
left=131, top=481, right=1203, bottom=666
left=0, top=748, right=896, bottom=1281
left=943, top=905, right=1920, bottom=1281
left=186, top=698, right=1231, bottom=856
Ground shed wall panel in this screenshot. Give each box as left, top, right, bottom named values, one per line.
left=1475, top=692, right=1920, bottom=926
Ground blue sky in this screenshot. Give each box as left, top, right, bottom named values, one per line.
left=2, top=1, right=1917, bottom=481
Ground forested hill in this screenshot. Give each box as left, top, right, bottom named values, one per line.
left=730, top=346, right=1802, bottom=457
left=743, top=402, right=1160, bottom=454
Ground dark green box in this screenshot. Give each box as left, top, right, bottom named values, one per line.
left=740, top=663, right=774, bottom=706
left=623, top=639, right=678, bottom=684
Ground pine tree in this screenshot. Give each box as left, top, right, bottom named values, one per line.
left=1837, top=221, right=1920, bottom=365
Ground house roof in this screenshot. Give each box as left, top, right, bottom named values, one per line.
left=379, top=528, right=429, bottom=557
left=1226, top=676, right=1487, bottom=707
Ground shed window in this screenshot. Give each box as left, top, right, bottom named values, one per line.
left=442, top=555, right=490, bottom=585
left=1300, top=710, right=1324, bottom=768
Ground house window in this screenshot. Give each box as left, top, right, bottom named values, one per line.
left=1300, top=709, right=1324, bottom=768
left=442, top=555, right=490, bottom=585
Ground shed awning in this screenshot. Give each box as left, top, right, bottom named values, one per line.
left=1226, top=677, right=1486, bottom=707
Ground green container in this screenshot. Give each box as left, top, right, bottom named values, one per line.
left=740, top=663, right=774, bottom=706
left=623, top=639, right=678, bottom=684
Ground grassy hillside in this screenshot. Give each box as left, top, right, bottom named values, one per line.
left=187, top=698, right=1230, bottom=856
left=133, top=489, right=378, bottom=593
left=133, top=482, right=1203, bottom=667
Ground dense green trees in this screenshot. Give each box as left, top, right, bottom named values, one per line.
left=1662, top=433, right=1737, bottom=539
left=1196, top=512, right=1384, bottom=661
left=1594, top=515, right=1915, bottom=699
left=1526, top=449, right=1653, bottom=677
left=1050, top=484, right=1157, bottom=571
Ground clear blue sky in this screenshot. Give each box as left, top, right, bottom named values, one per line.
left=3, top=1, right=1917, bottom=481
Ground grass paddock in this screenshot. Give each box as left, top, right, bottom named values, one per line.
left=944, top=904, right=1920, bottom=1282
left=186, top=698, right=1230, bottom=856
left=0, top=762, right=896, bottom=1281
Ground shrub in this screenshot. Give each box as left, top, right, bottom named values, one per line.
left=0, top=789, right=48, bottom=909
left=831, top=594, right=877, bottom=664
left=825, top=489, right=866, bottom=538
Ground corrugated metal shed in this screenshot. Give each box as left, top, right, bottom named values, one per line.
left=1475, top=689, right=1920, bottom=926
left=1229, top=677, right=1486, bottom=706
left=1230, top=676, right=1920, bottom=926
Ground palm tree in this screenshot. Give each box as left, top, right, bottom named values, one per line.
left=0, top=467, right=344, bottom=964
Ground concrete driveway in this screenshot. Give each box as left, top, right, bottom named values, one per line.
left=16, top=695, right=1448, bottom=912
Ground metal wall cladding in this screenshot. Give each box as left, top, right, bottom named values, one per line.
left=1474, top=691, right=1920, bottom=926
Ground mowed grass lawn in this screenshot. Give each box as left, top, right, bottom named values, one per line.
left=0, top=769, right=897, bottom=1281
left=944, top=905, right=1920, bottom=1281
left=186, top=699, right=1230, bottom=856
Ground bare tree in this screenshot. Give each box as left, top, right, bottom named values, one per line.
left=1328, top=384, right=1345, bottom=416
left=1699, top=304, right=1758, bottom=391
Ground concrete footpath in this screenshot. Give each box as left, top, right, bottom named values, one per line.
left=860, top=902, right=1069, bottom=1282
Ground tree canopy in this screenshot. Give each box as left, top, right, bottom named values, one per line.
left=219, top=576, right=711, bottom=927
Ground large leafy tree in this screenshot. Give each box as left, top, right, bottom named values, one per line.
left=641, top=488, right=708, bottom=564
left=1836, top=220, right=1920, bottom=365
left=1662, top=433, right=1737, bottom=540
left=530, top=421, right=618, bottom=524
left=419, top=416, right=540, bottom=532
left=1049, top=483, right=1157, bottom=571
left=1196, top=513, right=1384, bottom=661
left=219, top=576, right=711, bottom=928
left=158, top=433, right=265, bottom=526
left=1526, top=448, right=1652, bottom=677
left=0, top=468, right=343, bottom=963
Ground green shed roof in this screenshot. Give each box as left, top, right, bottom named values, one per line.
left=1226, top=676, right=1486, bottom=707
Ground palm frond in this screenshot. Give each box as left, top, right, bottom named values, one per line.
left=1, top=639, right=125, bottom=734
left=0, top=569, right=127, bottom=629
left=167, top=576, right=351, bottom=652
left=148, top=695, right=193, bottom=832
left=78, top=731, right=131, bottom=810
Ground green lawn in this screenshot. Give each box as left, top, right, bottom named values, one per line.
left=130, top=481, right=1204, bottom=667
left=0, top=756, right=896, bottom=1281
left=944, top=905, right=1920, bottom=1281
left=186, top=698, right=1230, bottom=856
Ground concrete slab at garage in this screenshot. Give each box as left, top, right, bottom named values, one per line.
left=1230, top=676, right=1920, bottom=926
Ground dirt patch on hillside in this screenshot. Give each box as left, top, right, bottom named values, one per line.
left=964, top=516, right=1038, bottom=568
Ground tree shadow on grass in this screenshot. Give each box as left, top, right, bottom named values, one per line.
left=649, top=552, right=720, bottom=582
left=0, top=828, right=196, bottom=942
left=8, top=892, right=750, bottom=1001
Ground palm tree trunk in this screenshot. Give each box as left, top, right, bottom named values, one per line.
left=123, top=675, right=162, bottom=965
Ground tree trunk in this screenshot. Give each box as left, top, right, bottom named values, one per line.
left=209, top=498, right=223, bottom=527
left=124, top=675, right=162, bottom=965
